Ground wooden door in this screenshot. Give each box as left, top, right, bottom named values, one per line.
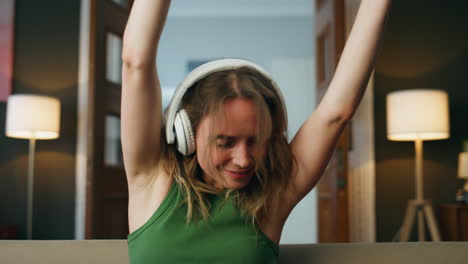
left=315, top=0, right=350, bottom=243
left=85, top=0, right=133, bottom=239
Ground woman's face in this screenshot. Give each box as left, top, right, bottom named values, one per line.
left=195, top=98, right=268, bottom=190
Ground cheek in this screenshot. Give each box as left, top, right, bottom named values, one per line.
left=211, top=149, right=230, bottom=167
left=260, top=145, right=268, bottom=156
left=255, top=144, right=268, bottom=160
left=196, top=145, right=228, bottom=173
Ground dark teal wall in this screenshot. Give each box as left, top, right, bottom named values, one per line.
left=0, top=0, right=80, bottom=239
left=374, top=0, right=468, bottom=241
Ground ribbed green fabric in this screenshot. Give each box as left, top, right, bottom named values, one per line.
left=127, top=182, right=279, bottom=264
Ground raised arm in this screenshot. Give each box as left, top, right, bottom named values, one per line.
left=286, top=0, right=391, bottom=205
left=121, top=0, right=171, bottom=185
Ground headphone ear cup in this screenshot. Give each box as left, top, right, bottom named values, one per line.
left=174, top=109, right=195, bottom=156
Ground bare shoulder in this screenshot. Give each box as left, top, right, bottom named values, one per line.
left=128, top=163, right=174, bottom=233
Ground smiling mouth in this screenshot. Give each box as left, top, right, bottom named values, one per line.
left=224, top=169, right=253, bottom=179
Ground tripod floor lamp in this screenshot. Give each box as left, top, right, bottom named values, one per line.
left=5, top=94, right=61, bottom=240
left=386, top=89, right=450, bottom=242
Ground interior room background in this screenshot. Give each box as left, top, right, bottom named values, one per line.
left=374, top=0, right=468, bottom=241
left=0, top=0, right=467, bottom=242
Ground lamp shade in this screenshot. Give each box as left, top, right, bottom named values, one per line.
left=386, top=89, right=450, bottom=141
left=458, top=152, right=468, bottom=179
left=5, top=94, right=61, bottom=140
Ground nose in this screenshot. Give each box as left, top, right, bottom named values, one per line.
left=232, top=143, right=252, bottom=169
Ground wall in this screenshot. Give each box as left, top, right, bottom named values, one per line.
left=374, top=0, right=468, bottom=242
left=157, top=16, right=314, bottom=104
left=0, top=0, right=80, bottom=239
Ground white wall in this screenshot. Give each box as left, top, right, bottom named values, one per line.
left=272, top=58, right=317, bottom=244
left=158, top=8, right=318, bottom=243
left=169, top=0, right=312, bottom=17
left=158, top=16, right=314, bottom=106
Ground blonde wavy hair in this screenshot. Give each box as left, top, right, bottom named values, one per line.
left=160, top=67, right=293, bottom=224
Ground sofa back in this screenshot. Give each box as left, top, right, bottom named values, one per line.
left=278, top=242, right=468, bottom=264
left=1, top=240, right=468, bottom=264
left=2, top=240, right=127, bottom=264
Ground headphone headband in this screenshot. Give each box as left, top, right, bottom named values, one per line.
left=165, top=58, right=287, bottom=145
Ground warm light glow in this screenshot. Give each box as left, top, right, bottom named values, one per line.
left=5, top=94, right=61, bottom=140
left=458, top=152, right=468, bottom=179
left=386, top=89, right=450, bottom=141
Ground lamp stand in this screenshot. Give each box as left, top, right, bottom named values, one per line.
left=27, top=137, right=36, bottom=240
left=399, top=139, right=441, bottom=242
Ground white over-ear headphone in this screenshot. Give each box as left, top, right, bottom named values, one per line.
left=165, top=58, right=287, bottom=156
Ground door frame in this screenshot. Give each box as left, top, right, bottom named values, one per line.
left=315, top=0, right=376, bottom=243
left=76, top=0, right=132, bottom=239
left=345, top=0, right=377, bottom=242
left=75, top=0, right=92, bottom=239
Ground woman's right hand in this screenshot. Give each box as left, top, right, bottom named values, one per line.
left=122, top=0, right=171, bottom=65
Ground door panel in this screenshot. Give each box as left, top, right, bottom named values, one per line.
left=85, top=0, right=133, bottom=239
left=315, top=0, right=350, bottom=243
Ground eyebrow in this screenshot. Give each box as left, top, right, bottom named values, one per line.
left=215, top=135, right=257, bottom=141
left=215, top=135, right=235, bottom=140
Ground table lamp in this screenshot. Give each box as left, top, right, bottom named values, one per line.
left=386, top=89, right=450, bottom=242
left=5, top=94, right=61, bottom=239
left=457, top=152, right=468, bottom=204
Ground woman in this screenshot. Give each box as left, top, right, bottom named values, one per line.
left=121, top=0, right=391, bottom=263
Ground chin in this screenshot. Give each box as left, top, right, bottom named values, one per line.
left=224, top=181, right=250, bottom=190
left=222, top=173, right=253, bottom=190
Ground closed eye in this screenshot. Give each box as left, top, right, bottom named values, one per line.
left=216, top=136, right=235, bottom=149
left=215, top=136, right=258, bottom=149
left=247, top=137, right=257, bottom=147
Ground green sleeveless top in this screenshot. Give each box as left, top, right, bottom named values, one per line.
left=127, top=182, right=279, bottom=264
